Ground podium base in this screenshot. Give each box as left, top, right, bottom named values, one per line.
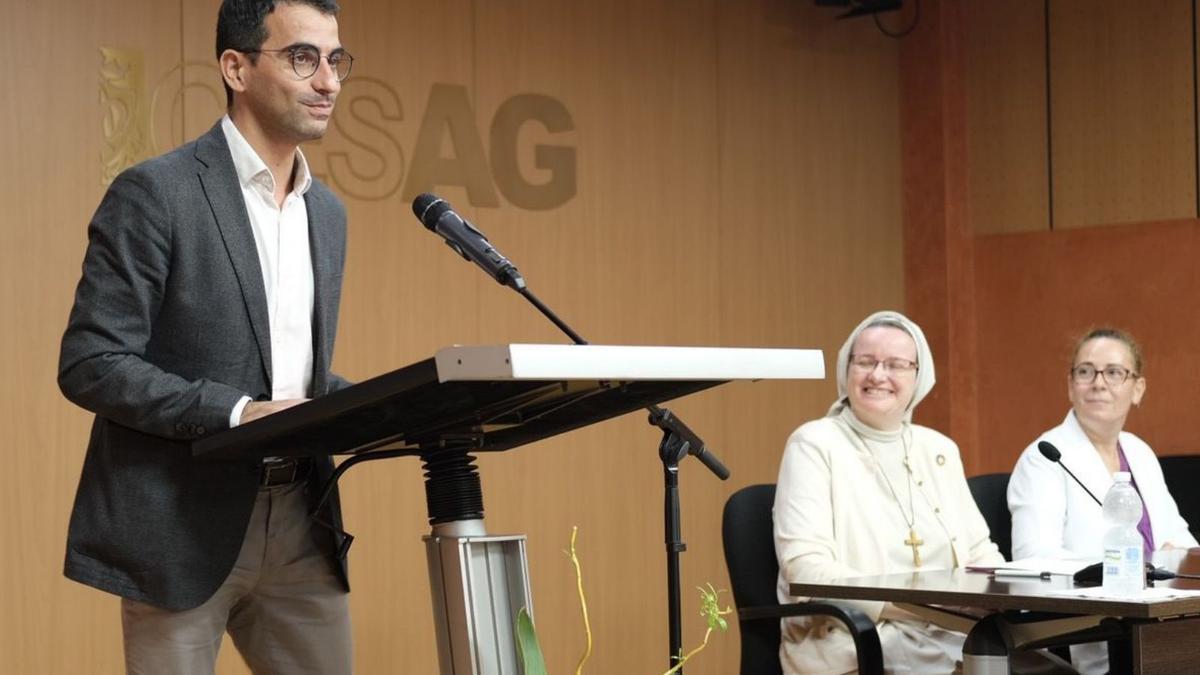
left=425, top=520, right=534, bottom=675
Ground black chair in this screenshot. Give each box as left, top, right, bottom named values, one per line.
left=968, top=472, right=1089, bottom=667
left=721, top=484, right=883, bottom=675
left=1158, top=455, right=1200, bottom=541
left=968, top=472, right=1013, bottom=561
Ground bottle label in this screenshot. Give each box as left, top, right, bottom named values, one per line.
left=1102, top=545, right=1145, bottom=594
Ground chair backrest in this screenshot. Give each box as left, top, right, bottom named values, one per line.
left=1158, top=455, right=1200, bottom=541
left=722, top=483, right=784, bottom=675
left=967, top=472, right=1012, bottom=561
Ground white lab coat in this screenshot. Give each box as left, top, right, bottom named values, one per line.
left=1008, top=410, right=1196, bottom=673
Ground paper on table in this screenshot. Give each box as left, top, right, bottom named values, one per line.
left=965, top=557, right=1096, bottom=576
left=1045, top=586, right=1200, bottom=601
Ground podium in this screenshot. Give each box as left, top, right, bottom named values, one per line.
left=195, top=344, right=824, bottom=674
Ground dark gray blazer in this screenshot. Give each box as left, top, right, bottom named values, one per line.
left=59, top=122, right=351, bottom=610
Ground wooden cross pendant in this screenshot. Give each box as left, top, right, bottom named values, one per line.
left=905, top=528, right=924, bottom=567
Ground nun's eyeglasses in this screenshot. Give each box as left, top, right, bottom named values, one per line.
left=849, top=355, right=918, bottom=373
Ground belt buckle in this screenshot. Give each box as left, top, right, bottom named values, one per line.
left=262, top=459, right=298, bottom=486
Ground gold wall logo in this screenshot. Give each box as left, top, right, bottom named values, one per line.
left=100, top=48, right=151, bottom=186
left=100, top=48, right=577, bottom=210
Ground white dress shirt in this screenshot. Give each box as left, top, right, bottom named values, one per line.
left=220, top=116, right=315, bottom=427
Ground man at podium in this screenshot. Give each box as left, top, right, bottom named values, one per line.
left=57, top=1, right=356, bottom=672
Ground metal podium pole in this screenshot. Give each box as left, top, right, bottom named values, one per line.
left=421, top=447, right=534, bottom=675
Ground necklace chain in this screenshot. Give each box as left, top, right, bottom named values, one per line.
left=859, top=428, right=925, bottom=566
left=871, top=431, right=916, bottom=528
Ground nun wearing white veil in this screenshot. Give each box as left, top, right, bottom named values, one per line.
left=773, top=311, right=1004, bottom=674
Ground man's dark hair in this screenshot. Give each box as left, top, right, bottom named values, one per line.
left=215, top=0, right=340, bottom=107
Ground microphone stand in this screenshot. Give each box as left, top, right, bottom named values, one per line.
left=516, top=284, right=730, bottom=674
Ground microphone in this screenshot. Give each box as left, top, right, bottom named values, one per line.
left=1037, top=441, right=1103, bottom=507
left=1038, top=440, right=1197, bottom=586
left=412, top=193, right=525, bottom=290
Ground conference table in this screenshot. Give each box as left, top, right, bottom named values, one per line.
left=789, top=548, right=1200, bottom=674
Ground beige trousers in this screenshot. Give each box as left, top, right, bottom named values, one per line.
left=121, top=481, right=352, bottom=675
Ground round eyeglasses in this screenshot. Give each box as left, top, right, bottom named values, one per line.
left=246, top=44, right=354, bottom=81
left=1070, top=363, right=1137, bottom=386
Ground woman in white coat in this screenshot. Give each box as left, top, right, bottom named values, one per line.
left=1008, top=327, right=1196, bottom=673
left=774, top=311, right=1004, bottom=674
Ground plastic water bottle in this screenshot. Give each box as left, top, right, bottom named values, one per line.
left=1101, top=471, right=1145, bottom=595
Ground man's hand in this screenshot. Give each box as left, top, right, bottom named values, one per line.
left=240, top=399, right=308, bottom=425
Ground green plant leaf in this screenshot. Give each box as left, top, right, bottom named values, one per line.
left=516, top=606, right=548, bottom=675
left=697, top=583, right=732, bottom=632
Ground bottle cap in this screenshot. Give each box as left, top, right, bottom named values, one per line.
left=1113, top=471, right=1132, bottom=482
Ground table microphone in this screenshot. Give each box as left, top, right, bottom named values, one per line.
left=1037, top=441, right=1103, bottom=507
left=1039, top=441, right=1109, bottom=585
left=1038, top=441, right=1200, bottom=585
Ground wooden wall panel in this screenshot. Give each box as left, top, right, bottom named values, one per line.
left=715, top=0, right=904, bottom=500
left=898, top=0, right=985, bottom=471
left=964, top=0, right=1049, bottom=235
left=0, top=2, right=183, bottom=674
left=179, top=1, right=226, bottom=151
left=2, top=1, right=902, bottom=673
left=1049, top=0, right=1195, bottom=229
left=973, top=220, right=1200, bottom=475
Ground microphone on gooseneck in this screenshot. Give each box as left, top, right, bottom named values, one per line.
left=1037, top=441, right=1104, bottom=507
left=412, top=193, right=526, bottom=291
left=1040, top=439, right=1122, bottom=585
left=1039, top=441, right=1200, bottom=585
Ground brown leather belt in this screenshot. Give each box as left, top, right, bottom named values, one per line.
left=260, top=457, right=312, bottom=487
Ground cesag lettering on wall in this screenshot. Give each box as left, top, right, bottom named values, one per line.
left=100, top=50, right=578, bottom=210
left=319, top=79, right=576, bottom=209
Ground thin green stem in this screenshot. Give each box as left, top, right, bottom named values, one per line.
left=568, top=526, right=593, bottom=675
left=661, top=627, right=713, bottom=675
